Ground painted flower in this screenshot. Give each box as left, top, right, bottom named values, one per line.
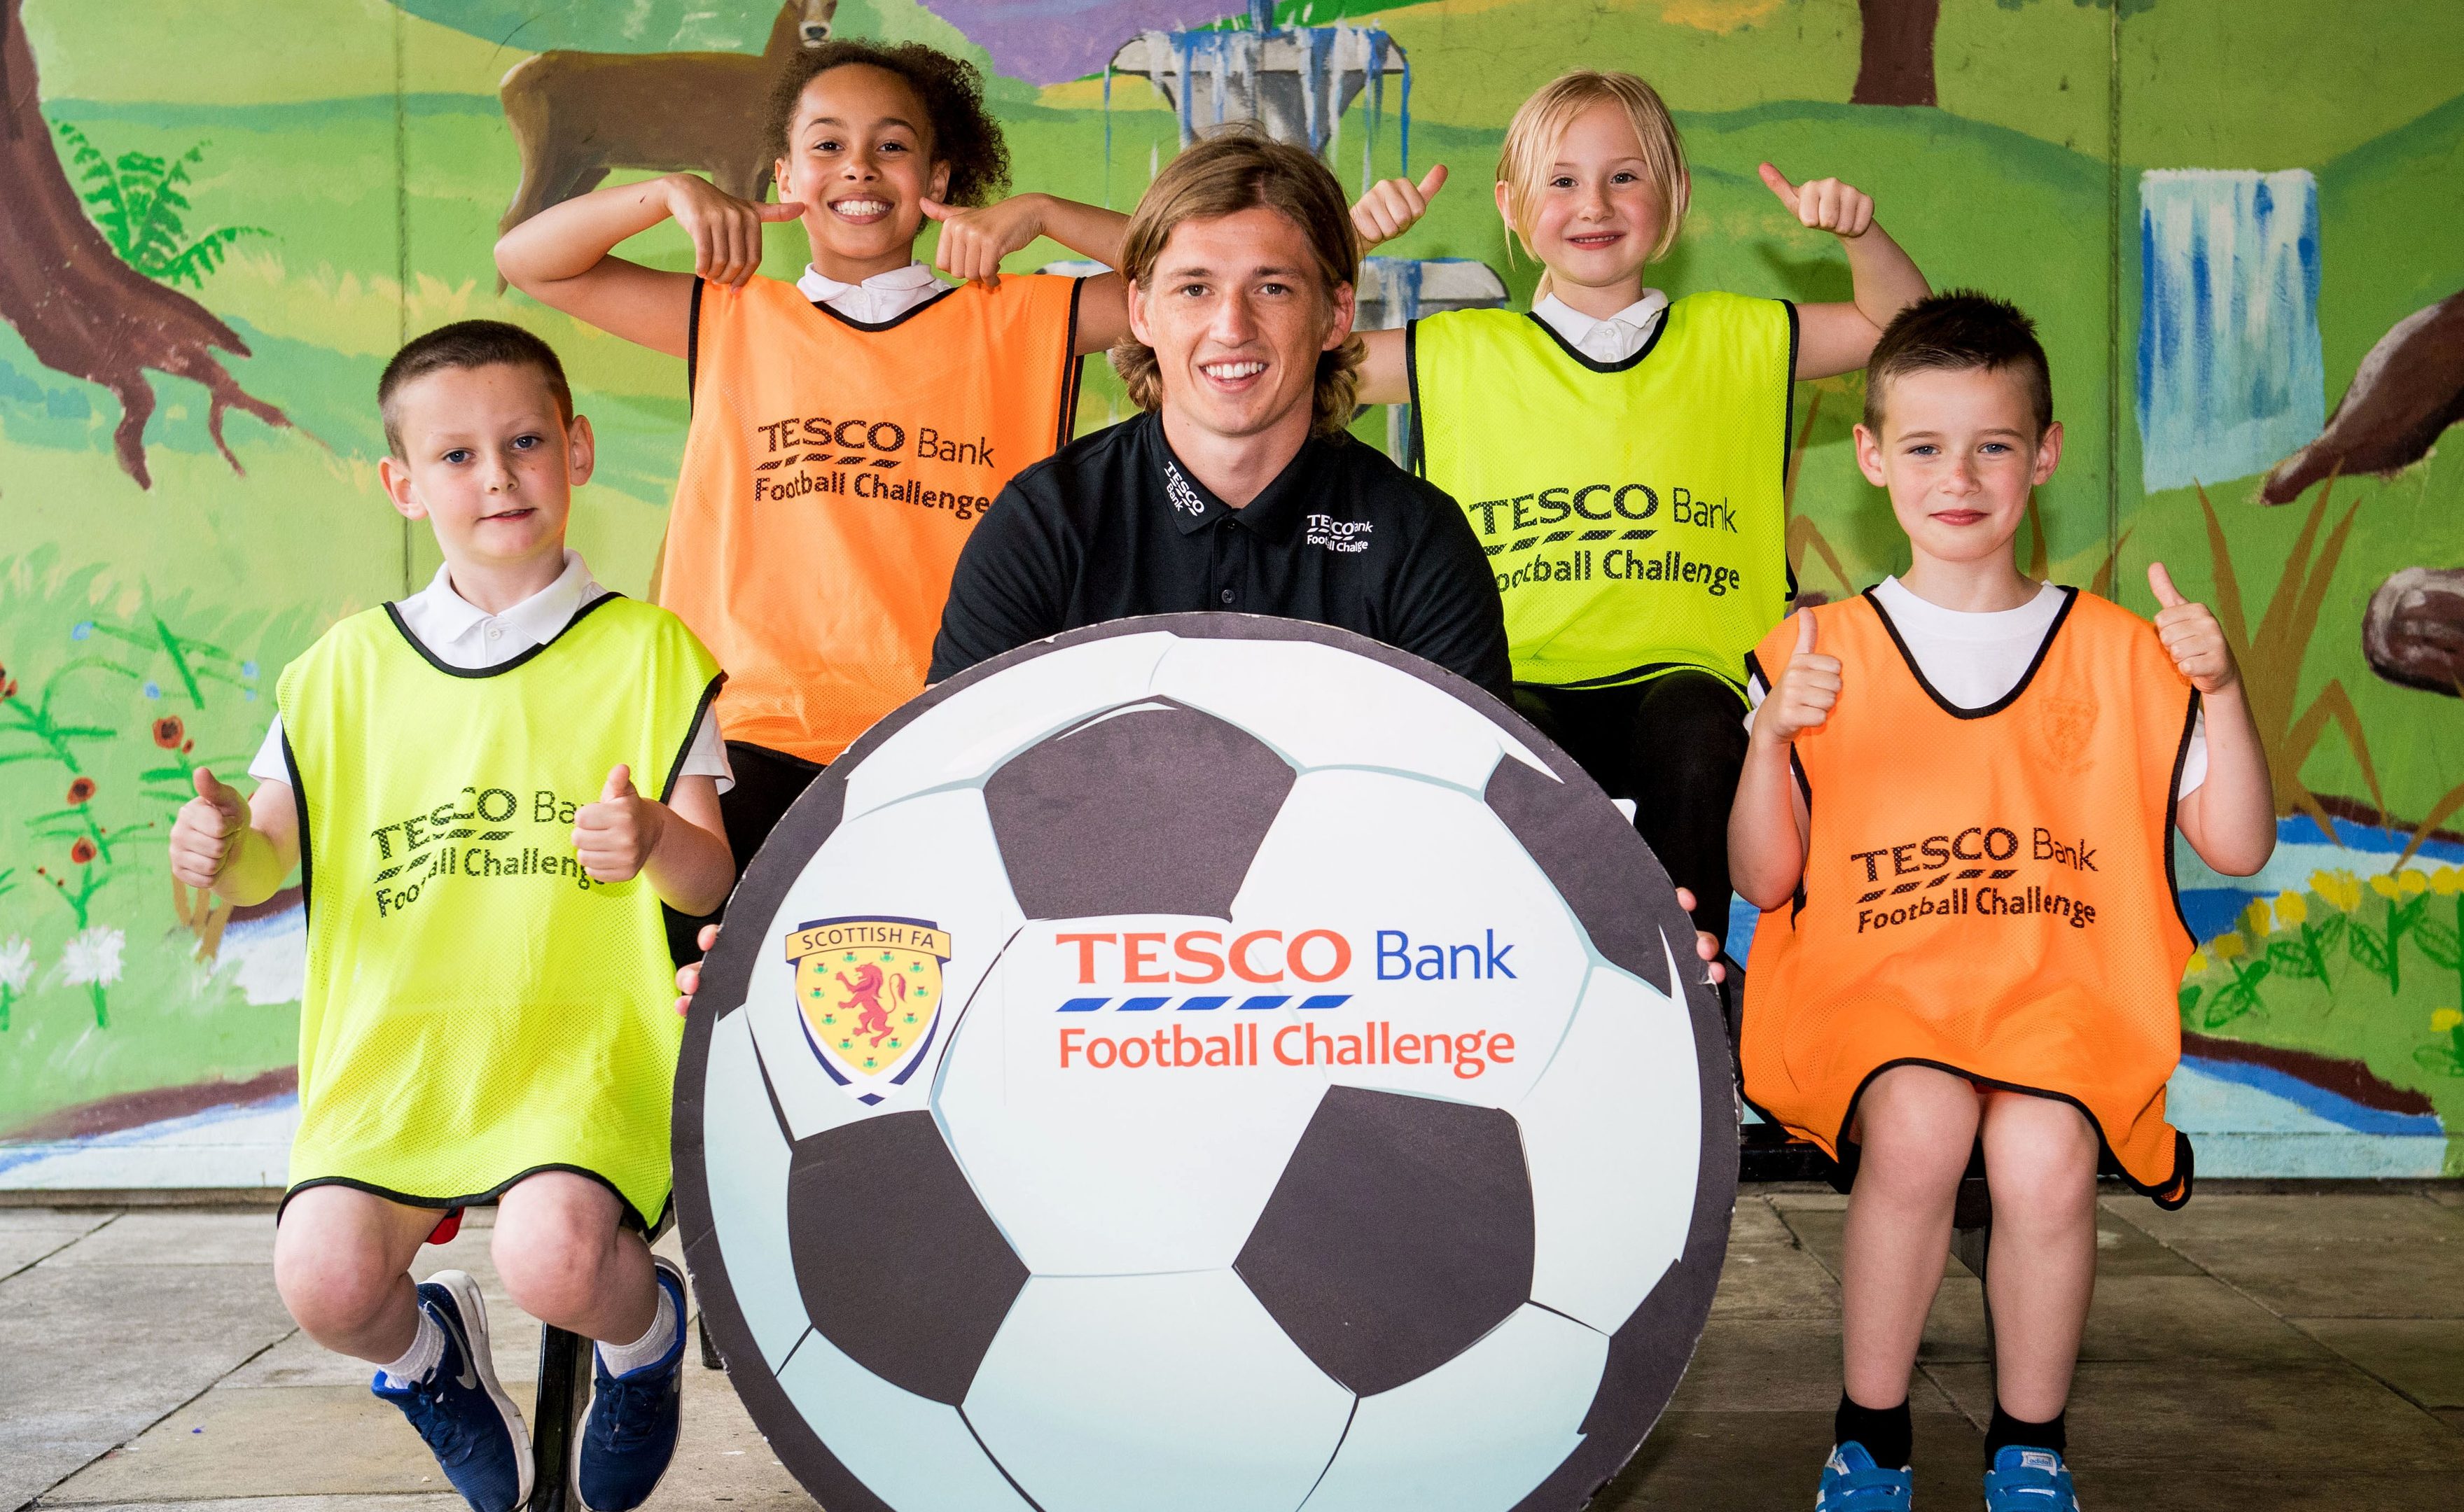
left=141, top=681, right=161, bottom=700
left=69, top=621, right=92, bottom=640
left=2369, top=872, right=2401, bottom=899
left=2432, top=867, right=2464, bottom=897
left=0, top=938, right=32, bottom=995
left=241, top=659, right=258, bottom=678
left=152, top=715, right=185, bottom=749
left=2209, top=932, right=2246, bottom=961
left=2271, top=892, right=2306, bottom=930
left=2397, top=869, right=2429, bottom=896
left=2185, top=948, right=2211, bottom=976
left=2311, top=869, right=2363, bottom=913
left=68, top=838, right=96, bottom=865
left=65, top=776, right=95, bottom=804
left=2241, top=899, right=2274, bottom=937
left=2433, top=1009, right=2464, bottom=1034
left=59, top=927, right=124, bottom=987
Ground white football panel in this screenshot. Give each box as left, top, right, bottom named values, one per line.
left=1234, top=770, right=1591, bottom=1109
left=965, top=1271, right=1354, bottom=1512
left=742, top=787, right=1024, bottom=1138
left=1515, top=959, right=1702, bottom=1332
left=1299, top=1303, right=1608, bottom=1512
left=698, top=1007, right=809, bottom=1373
left=935, top=913, right=1330, bottom=1275
left=773, top=1328, right=1038, bottom=1512
left=1150, top=636, right=1552, bottom=790
left=840, top=631, right=1181, bottom=818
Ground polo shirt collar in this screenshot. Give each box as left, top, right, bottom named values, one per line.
left=1149, top=413, right=1319, bottom=540
left=413, top=548, right=597, bottom=650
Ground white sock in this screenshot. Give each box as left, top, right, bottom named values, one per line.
left=380, top=1304, right=445, bottom=1388
left=596, top=1280, right=678, bottom=1377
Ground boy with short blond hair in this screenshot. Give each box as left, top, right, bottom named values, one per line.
left=170, top=320, right=732, bottom=1512
left=1729, top=292, right=2275, bottom=1511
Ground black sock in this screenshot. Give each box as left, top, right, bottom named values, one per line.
left=1835, top=1392, right=1913, bottom=1469
left=1985, top=1402, right=2067, bottom=1460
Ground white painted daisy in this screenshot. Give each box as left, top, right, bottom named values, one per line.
left=59, top=926, right=125, bottom=987
left=0, top=937, right=31, bottom=993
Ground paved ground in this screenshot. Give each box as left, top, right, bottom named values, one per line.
left=6, top=1186, right=2458, bottom=1511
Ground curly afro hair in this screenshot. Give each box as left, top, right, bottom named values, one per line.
left=767, top=40, right=1011, bottom=208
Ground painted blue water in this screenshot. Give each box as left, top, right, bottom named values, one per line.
left=2178, top=1056, right=2444, bottom=1138
left=2136, top=169, right=2325, bottom=493
left=1108, top=1, right=1407, bottom=167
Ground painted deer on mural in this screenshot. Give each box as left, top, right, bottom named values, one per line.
left=495, top=0, right=837, bottom=248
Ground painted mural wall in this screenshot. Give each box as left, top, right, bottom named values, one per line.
left=2, top=0, right=2459, bottom=1184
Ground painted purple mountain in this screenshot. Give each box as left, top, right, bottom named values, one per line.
left=928, top=1, right=1239, bottom=85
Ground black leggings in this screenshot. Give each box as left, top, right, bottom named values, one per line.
left=1512, top=671, right=1749, bottom=942
left=662, top=741, right=823, bottom=966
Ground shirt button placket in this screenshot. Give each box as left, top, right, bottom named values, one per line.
left=1211, top=522, right=1239, bottom=609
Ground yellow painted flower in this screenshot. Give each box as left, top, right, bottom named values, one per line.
left=2210, top=932, right=2246, bottom=960
left=2397, top=869, right=2429, bottom=896
left=2185, top=948, right=2211, bottom=976
left=2433, top=1008, right=2464, bottom=1034
left=2241, top=899, right=2274, bottom=937
left=2273, top=892, right=2308, bottom=930
left=2430, top=866, right=2463, bottom=897
left=2311, top=869, right=2363, bottom=912
left=2369, top=873, right=2400, bottom=899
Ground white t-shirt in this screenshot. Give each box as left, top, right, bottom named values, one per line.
left=1746, top=578, right=2208, bottom=795
left=248, top=550, right=733, bottom=792
left=795, top=260, right=949, bottom=323
left=1529, top=289, right=1671, bottom=365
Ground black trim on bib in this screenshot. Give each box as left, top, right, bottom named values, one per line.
left=1519, top=307, right=1669, bottom=374
left=1542, top=659, right=1723, bottom=693
left=686, top=276, right=704, bottom=414
left=1831, top=1056, right=2194, bottom=1210
left=1057, top=276, right=1087, bottom=448
left=1779, top=298, right=1801, bottom=479
left=2162, top=690, right=2201, bottom=948
left=380, top=592, right=625, bottom=680
left=281, top=727, right=312, bottom=929
left=807, top=281, right=961, bottom=333
left=1404, top=316, right=1428, bottom=476
left=280, top=1164, right=659, bottom=1235
left=661, top=672, right=729, bottom=805
left=1862, top=584, right=2080, bottom=720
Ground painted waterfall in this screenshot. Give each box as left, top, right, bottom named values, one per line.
left=2136, top=169, right=2327, bottom=493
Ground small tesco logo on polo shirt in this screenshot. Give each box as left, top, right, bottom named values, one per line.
left=1304, top=514, right=1372, bottom=553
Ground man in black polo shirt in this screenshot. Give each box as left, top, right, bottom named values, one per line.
left=928, top=131, right=1510, bottom=699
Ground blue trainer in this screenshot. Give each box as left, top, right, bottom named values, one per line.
left=1816, top=1441, right=1914, bottom=1511
left=1983, top=1446, right=2080, bottom=1510
left=576, top=1256, right=688, bottom=1511
left=371, top=1270, right=531, bottom=1512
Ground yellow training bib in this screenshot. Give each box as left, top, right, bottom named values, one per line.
left=1410, top=293, right=1795, bottom=690
left=277, top=596, right=722, bottom=1228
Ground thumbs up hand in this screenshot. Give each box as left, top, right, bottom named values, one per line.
left=1351, top=164, right=1449, bottom=249
left=169, top=766, right=251, bottom=889
left=2148, top=561, right=2240, bottom=694
left=924, top=192, right=1053, bottom=288
left=573, top=764, right=664, bottom=884
left=1760, top=162, right=1874, bottom=240
left=1759, top=609, right=1843, bottom=744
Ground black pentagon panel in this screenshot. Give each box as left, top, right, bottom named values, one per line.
left=784, top=1110, right=1027, bottom=1406
left=1235, top=1086, right=1533, bottom=1396
left=1482, top=752, right=1680, bottom=998
left=982, top=699, right=1294, bottom=920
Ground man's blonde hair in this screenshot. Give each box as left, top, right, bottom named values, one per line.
left=1111, top=128, right=1363, bottom=437
left=1496, top=71, right=1690, bottom=296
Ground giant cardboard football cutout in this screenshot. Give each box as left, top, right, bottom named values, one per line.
left=674, top=615, right=1738, bottom=1512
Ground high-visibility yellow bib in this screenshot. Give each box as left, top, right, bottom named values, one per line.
left=1410, top=293, right=1796, bottom=690
left=277, top=596, right=723, bottom=1228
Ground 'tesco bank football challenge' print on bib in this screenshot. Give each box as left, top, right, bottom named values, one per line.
left=674, top=615, right=1738, bottom=1512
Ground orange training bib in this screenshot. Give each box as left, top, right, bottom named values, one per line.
left=1740, top=588, right=2199, bottom=1204
left=659, top=273, right=1083, bottom=764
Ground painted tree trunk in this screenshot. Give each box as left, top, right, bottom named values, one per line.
left=1851, top=0, right=1940, bottom=107
left=0, top=0, right=289, bottom=488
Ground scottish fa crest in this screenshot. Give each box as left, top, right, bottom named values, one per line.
left=783, top=916, right=952, bottom=1105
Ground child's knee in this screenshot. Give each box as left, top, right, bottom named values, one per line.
left=273, top=1239, right=402, bottom=1340
left=1982, top=1096, right=2100, bottom=1206
left=492, top=1192, right=620, bottom=1316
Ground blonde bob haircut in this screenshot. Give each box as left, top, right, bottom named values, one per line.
left=1496, top=71, right=1690, bottom=296
left=1111, top=127, right=1365, bottom=437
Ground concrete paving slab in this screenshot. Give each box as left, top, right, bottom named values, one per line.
left=1706, top=1241, right=1841, bottom=1320
left=2137, top=1232, right=2464, bottom=1318
left=1783, top=1200, right=2199, bottom=1281
left=2124, top=1191, right=2464, bottom=1247
left=0, top=1261, right=295, bottom=1511
left=0, top=1212, right=115, bottom=1279
left=1669, top=1319, right=1968, bottom=1415
left=1927, top=1357, right=2464, bottom=1478
left=41, top=1211, right=277, bottom=1268
left=1726, top=1195, right=1795, bottom=1246
left=1597, top=1408, right=1982, bottom=1509
left=2290, top=1317, right=2464, bottom=1408
left=36, top=1499, right=466, bottom=1511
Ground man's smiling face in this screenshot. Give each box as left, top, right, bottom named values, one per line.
left=1127, top=206, right=1355, bottom=447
